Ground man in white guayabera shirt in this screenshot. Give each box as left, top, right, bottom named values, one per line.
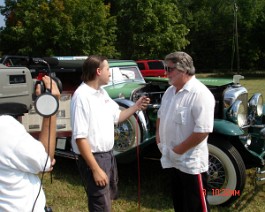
left=156, top=51, right=215, bottom=212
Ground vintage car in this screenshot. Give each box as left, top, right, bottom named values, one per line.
left=1, top=55, right=265, bottom=207
left=0, top=55, right=162, bottom=163
left=136, top=59, right=166, bottom=77
left=144, top=75, right=265, bottom=206
left=51, top=56, right=163, bottom=163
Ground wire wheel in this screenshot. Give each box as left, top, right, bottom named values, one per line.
left=207, top=141, right=246, bottom=206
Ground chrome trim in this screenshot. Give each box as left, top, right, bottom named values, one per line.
left=233, top=75, right=244, bottom=84
left=249, top=93, right=263, bottom=117
left=226, top=100, right=248, bottom=127
left=224, top=86, right=247, bottom=108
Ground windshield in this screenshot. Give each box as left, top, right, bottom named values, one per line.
left=108, top=66, right=145, bottom=84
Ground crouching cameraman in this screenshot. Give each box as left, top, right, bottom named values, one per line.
left=0, top=76, right=60, bottom=212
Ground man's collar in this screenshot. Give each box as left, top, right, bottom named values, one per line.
left=82, top=82, right=104, bottom=95
left=182, top=75, right=196, bottom=92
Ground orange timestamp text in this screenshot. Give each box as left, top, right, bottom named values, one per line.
left=203, top=188, right=241, bottom=196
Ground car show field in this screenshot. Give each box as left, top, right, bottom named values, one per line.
left=41, top=73, right=265, bottom=212
left=1, top=55, right=265, bottom=210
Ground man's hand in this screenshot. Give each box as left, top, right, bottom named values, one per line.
left=39, top=158, right=56, bottom=173
left=92, top=167, right=109, bottom=187
left=118, top=96, right=150, bottom=123
left=35, top=75, right=60, bottom=100
left=47, top=158, right=56, bottom=172
left=135, top=96, right=150, bottom=110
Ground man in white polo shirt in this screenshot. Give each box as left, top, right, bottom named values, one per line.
left=156, top=51, right=215, bottom=212
left=70, top=55, right=150, bottom=212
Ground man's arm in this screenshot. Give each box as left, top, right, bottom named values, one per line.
left=39, top=116, right=57, bottom=161
left=118, top=96, right=150, bottom=123
left=173, top=132, right=209, bottom=155
left=38, top=76, right=60, bottom=162
left=76, top=138, right=109, bottom=187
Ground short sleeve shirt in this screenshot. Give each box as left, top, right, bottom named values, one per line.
left=0, top=115, right=50, bottom=211
left=157, top=76, right=215, bottom=174
left=70, top=82, right=121, bottom=154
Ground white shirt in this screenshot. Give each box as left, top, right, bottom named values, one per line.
left=70, top=82, right=121, bottom=154
left=157, top=76, right=215, bottom=174
left=0, top=115, right=51, bottom=212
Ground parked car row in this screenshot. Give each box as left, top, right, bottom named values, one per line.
left=1, top=55, right=265, bottom=207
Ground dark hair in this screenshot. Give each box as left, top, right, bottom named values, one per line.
left=81, top=55, right=107, bottom=82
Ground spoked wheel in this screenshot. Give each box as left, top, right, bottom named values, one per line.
left=207, top=140, right=246, bottom=206
left=113, top=106, right=141, bottom=157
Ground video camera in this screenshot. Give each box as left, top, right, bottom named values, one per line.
left=0, top=57, right=62, bottom=117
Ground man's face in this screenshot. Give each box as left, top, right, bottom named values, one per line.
left=165, top=60, right=185, bottom=87
left=99, top=60, right=110, bottom=85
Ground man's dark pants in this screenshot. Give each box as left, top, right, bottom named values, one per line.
left=78, top=151, right=118, bottom=212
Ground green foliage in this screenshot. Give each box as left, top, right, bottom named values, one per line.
left=236, top=0, right=265, bottom=70
left=177, top=0, right=235, bottom=70
left=0, top=0, right=265, bottom=70
left=114, top=0, right=189, bottom=59
left=0, top=0, right=118, bottom=57
left=177, top=0, right=265, bottom=71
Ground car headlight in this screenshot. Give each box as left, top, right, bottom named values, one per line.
left=249, top=93, right=263, bottom=117
left=226, top=100, right=248, bottom=127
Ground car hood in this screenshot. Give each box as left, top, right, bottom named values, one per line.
left=144, top=77, right=233, bottom=87
left=104, top=82, right=146, bottom=99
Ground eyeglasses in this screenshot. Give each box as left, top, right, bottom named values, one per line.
left=165, top=66, right=177, bottom=73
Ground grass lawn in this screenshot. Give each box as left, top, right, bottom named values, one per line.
left=43, top=157, right=265, bottom=212
left=43, top=74, right=265, bottom=211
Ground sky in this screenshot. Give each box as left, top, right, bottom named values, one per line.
left=0, top=0, right=5, bottom=27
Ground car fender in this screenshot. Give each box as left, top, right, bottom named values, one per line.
left=213, top=119, right=244, bottom=136
left=114, top=98, right=149, bottom=138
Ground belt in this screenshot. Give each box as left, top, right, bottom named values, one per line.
left=93, top=150, right=112, bottom=155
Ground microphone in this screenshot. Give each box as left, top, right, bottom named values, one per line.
left=31, top=57, right=59, bottom=67
left=32, top=58, right=48, bottom=64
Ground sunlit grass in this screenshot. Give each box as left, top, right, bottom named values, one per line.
left=43, top=157, right=265, bottom=212
left=197, top=71, right=265, bottom=98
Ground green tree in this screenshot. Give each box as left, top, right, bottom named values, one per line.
left=176, top=0, right=235, bottom=71
left=1, top=0, right=265, bottom=70
left=177, top=0, right=265, bottom=71
left=113, top=0, right=189, bottom=59
left=237, top=0, right=265, bottom=70
left=0, top=0, right=118, bottom=57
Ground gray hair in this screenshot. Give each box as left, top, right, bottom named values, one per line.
left=164, top=51, right=195, bottom=75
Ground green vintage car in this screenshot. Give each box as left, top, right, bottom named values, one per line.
left=1, top=55, right=265, bottom=207
left=51, top=57, right=162, bottom=163
left=54, top=57, right=265, bottom=206
left=145, top=75, right=265, bottom=206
